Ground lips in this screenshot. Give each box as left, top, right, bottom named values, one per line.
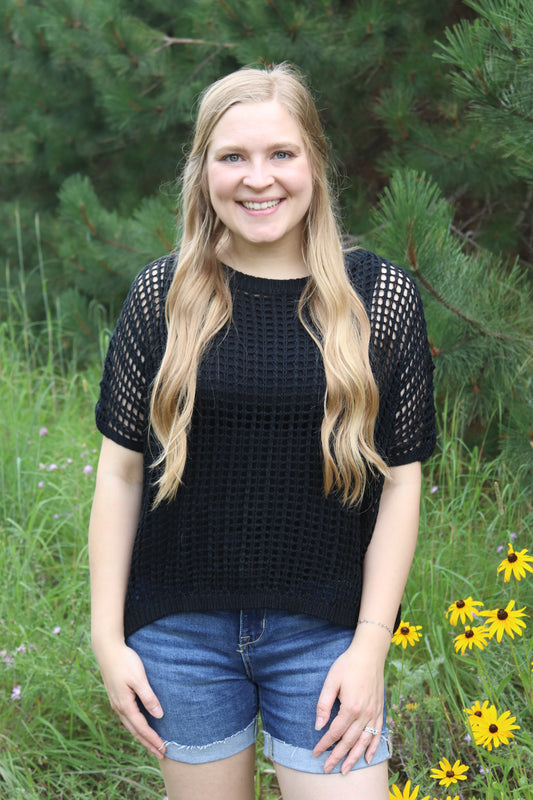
left=240, top=199, right=282, bottom=210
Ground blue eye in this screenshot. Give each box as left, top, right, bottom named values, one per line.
left=274, top=151, right=291, bottom=159
left=222, top=153, right=242, bottom=163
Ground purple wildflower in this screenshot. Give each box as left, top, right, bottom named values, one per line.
left=52, top=626, right=61, bottom=635
left=10, top=685, right=21, bottom=701
left=83, top=464, right=94, bottom=475
left=39, top=427, right=49, bottom=437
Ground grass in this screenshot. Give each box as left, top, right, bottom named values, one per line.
left=1, top=276, right=532, bottom=799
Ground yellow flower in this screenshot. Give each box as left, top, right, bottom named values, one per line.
left=405, top=702, right=418, bottom=711
left=453, top=625, right=490, bottom=654
left=392, top=620, right=423, bottom=648
left=430, top=757, right=469, bottom=788
left=497, top=543, right=533, bottom=582
left=389, top=780, right=429, bottom=800
left=472, top=705, right=520, bottom=750
left=480, top=600, right=528, bottom=641
left=464, top=699, right=491, bottom=728
left=446, top=597, right=484, bottom=626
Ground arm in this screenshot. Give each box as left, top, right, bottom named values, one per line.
left=89, top=436, right=166, bottom=760
left=313, top=461, right=421, bottom=773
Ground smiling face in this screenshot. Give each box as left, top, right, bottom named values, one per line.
left=206, top=100, right=314, bottom=271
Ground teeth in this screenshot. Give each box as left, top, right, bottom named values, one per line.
left=241, top=200, right=281, bottom=210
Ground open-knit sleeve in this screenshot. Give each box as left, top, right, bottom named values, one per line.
left=95, top=259, right=168, bottom=451
left=371, top=261, right=436, bottom=466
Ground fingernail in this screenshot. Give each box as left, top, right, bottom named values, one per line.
left=315, top=716, right=325, bottom=730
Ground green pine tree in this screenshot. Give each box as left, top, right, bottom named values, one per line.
left=1, top=0, right=531, bottom=476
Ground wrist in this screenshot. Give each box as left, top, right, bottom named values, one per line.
left=348, top=621, right=392, bottom=661
left=357, top=618, right=394, bottom=637
left=91, top=622, right=126, bottom=653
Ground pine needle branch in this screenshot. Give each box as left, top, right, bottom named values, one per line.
left=78, top=204, right=137, bottom=254
left=153, top=35, right=236, bottom=53
left=406, top=231, right=527, bottom=345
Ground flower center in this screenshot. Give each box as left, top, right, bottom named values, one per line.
left=497, top=609, right=508, bottom=620
left=489, top=724, right=498, bottom=733
left=401, top=627, right=410, bottom=635
left=474, top=710, right=482, bottom=717
left=465, top=630, right=474, bottom=639
left=508, top=553, right=518, bottom=563
left=446, top=770, right=455, bottom=778
left=456, top=600, right=466, bottom=608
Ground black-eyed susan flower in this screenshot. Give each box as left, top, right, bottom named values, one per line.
left=472, top=705, right=520, bottom=750
left=430, top=757, right=469, bottom=788
left=389, top=780, right=429, bottom=800
left=446, top=597, right=483, bottom=626
left=453, top=624, right=490, bottom=654
left=392, top=620, right=422, bottom=648
left=480, top=600, right=528, bottom=641
left=497, top=543, right=533, bottom=582
left=464, top=699, right=491, bottom=728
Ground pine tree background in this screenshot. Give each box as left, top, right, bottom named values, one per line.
left=1, top=0, right=531, bottom=477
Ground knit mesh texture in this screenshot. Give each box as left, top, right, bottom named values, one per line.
left=95, top=249, right=436, bottom=637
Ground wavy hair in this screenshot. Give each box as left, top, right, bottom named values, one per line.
left=150, top=63, right=389, bottom=506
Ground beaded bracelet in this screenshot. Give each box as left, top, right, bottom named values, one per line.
left=357, top=618, right=394, bottom=636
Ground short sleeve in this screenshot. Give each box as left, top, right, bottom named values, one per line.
left=95, top=259, right=168, bottom=451
left=372, top=263, right=436, bottom=465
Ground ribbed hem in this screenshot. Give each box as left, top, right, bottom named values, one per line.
left=124, top=591, right=361, bottom=639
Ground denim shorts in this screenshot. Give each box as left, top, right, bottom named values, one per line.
left=126, top=609, right=390, bottom=773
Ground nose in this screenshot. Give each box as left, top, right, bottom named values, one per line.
left=242, top=158, right=275, bottom=190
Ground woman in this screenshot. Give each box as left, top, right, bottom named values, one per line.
left=89, top=63, right=436, bottom=800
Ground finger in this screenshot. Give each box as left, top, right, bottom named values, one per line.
left=313, top=708, right=357, bottom=756
left=136, top=682, right=164, bottom=719
left=118, top=703, right=167, bottom=759
left=112, top=689, right=166, bottom=759
left=319, top=723, right=365, bottom=772
left=339, top=735, right=376, bottom=774
left=337, top=725, right=383, bottom=774
left=314, top=677, right=338, bottom=732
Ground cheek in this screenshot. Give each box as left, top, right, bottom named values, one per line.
left=207, top=165, right=235, bottom=201
left=296, top=162, right=314, bottom=200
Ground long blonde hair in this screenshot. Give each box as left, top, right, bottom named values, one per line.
left=150, top=63, right=389, bottom=506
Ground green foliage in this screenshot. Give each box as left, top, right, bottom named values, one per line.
left=1, top=0, right=532, bottom=475
left=1, top=306, right=531, bottom=797
left=364, top=168, right=532, bottom=477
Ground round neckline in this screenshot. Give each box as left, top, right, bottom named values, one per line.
left=223, top=264, right=309, bottom=295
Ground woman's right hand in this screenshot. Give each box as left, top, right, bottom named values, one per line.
left=94, top=640, right=167, bottom=760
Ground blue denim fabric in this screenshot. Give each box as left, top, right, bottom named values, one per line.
left=126, top=609, right=390, bottom=773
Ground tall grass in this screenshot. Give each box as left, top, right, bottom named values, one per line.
left=1, top=247, right=531, bottom=799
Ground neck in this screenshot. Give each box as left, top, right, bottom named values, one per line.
left=221, top=238, right=309, bottom=280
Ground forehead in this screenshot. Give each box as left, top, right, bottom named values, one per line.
left=208, top=100, right=305, bottom=149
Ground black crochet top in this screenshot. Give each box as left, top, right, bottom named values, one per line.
left=95, top=249, right=436, bottom=637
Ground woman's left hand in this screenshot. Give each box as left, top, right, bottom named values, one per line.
left=312, top=645, right=385, bottom=774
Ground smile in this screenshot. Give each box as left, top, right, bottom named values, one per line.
left=240, top=200, right=282, bottom=210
